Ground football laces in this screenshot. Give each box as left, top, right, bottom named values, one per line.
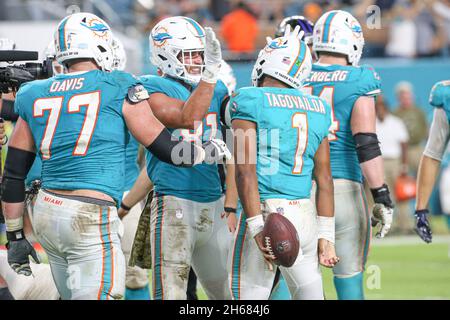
left=264, top=236, right=276, bottom=259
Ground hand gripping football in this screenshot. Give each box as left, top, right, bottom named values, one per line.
left=262, top=213, right=299, bottom=267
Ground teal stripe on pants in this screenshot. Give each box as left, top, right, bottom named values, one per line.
left=231, top=211, right=247, bottom=300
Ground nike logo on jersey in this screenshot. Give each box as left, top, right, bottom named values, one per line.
left=49, top=78, right=85, bottom=93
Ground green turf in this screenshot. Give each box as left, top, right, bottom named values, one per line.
left=321, top=241, right=450, bottom=300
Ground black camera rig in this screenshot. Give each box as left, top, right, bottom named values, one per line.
left=0, top=50, right=53, bottom=95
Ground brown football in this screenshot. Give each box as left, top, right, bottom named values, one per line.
left=262, top=213, right=300, bottom=267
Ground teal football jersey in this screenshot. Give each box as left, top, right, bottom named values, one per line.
left=123, top=133, right=140, bottom=191
left=140, top=75, right=228, bottom=203
left=15, top=70, right=139, bottom=204
left=25, top=157, right=42, bottom=188
left=305, top=64, right=381, bottom=183
left=429, top=80, right=450, bottom=123
left=230, top=86, right=331, bottom=200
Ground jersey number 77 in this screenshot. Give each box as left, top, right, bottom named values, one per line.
left=33, top=91, right=100, bottom=159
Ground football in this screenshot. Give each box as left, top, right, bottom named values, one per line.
left=262, top=213, right=300, bottom=268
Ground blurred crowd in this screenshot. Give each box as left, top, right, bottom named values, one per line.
left=1, top=0, right=450, bottom=59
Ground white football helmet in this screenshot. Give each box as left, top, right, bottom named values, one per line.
left=218, top=59, right=236, bottom=94
left=251, top=30, right=312, bottom=89
left=54, top=12, right=115, bottom=71
left=111, top=36, right=127, bottom=71
left=149, top=16, right=206, bottom=85
left=312, top=10, right=364, bottom=66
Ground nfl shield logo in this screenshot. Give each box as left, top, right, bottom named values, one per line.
left=276, top=207, right=284, bottom=214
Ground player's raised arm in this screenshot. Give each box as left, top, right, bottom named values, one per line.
left=1, top=117, right=40, bottom=276
left=123, top=97, right=230, bottom=168
left=313, top=138, right=339, bottom=268
left=351, top=95, right=394, bottom=239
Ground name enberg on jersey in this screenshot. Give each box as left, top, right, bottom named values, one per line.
left=307, top=70, right=349, bottom=82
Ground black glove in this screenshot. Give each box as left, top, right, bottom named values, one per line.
left=370, top=184, right=394, bottom=209
left=6, top=229, right=41, bottom=276
left=414, top=209, right=432, bottom=243
left=370, top=184, right=394, bottom=238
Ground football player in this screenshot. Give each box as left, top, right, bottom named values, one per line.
left=305, top=10, right=394, bottom=300
left=1, top=12, right=228, bottom=300
left=118, top=16, right=233, bottom=300
left=414, top=80, right=450, bottom=243
left=229, top=26, right=338, bottom=300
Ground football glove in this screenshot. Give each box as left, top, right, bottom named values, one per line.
left=201, top=27, right=222, bottom=84
left=202, top=138, right=231, bottom=164
left=414, top=209, right=432, bottom=243
left=6, top=229, right=40, bottom=276
left=370, top=184, right=394, bottom=239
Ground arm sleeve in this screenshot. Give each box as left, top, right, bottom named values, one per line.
left=359, top=65, right=382, bottom=97
left=429, top=81, right=449, bottom=107
left=423, top=108, right=450, bottom=161
left=139, top=75, right=169, bottom=95
left=13, top=84, right=30, bottom=122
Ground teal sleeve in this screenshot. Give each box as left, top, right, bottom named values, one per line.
left=429, top=81, right=450, bottom=107
left=111, top=70, right=140, bottom=101
left=13, top=83, right=31, bottom=121
left=230, top=88, right=260, bottom=123
left=359, top=65, right=381, bottom=97
left=139, top=75, right=169, bottom=95
left=215, top=80, right=229, bottom=101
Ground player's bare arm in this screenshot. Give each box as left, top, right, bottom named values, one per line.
left=223, top=157, right=239, bottom=232
left=123, top=98, right=230, bottom=168
left=313, top=137, right=339, bottom=268
left=147, top=82, right=216, bottom=130
left=351, top=95, right=394, bottom=238
left=233, top=119, right=274, bottom=269
left=118, top=168, right=153, bottom=219
left=414, top=107, right=450, bottom=242
left=351, top=96, right=384, bottom=188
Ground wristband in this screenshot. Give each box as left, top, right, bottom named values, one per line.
left=317, top=216, right=335, bottom=244
left=246, top=214, right=264, bottom=238
left=6, top=229, right=25, bottom=241
left=224, top=207, right=237, bottom=214
left=120, top=202, right=132, bottom=211
left=415, top=209, right=429, bottom=216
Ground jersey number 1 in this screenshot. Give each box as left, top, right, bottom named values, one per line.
left=33, top=91, right=100, bottom=159
left=292, top=113, right=308, bottom=174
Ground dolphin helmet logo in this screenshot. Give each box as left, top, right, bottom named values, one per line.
left=80, top=18, right=109, bottom=39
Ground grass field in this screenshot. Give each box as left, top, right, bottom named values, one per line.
left=192, top=235, right=450, bottom=300
left=1, top=217, right=449, bottom=300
